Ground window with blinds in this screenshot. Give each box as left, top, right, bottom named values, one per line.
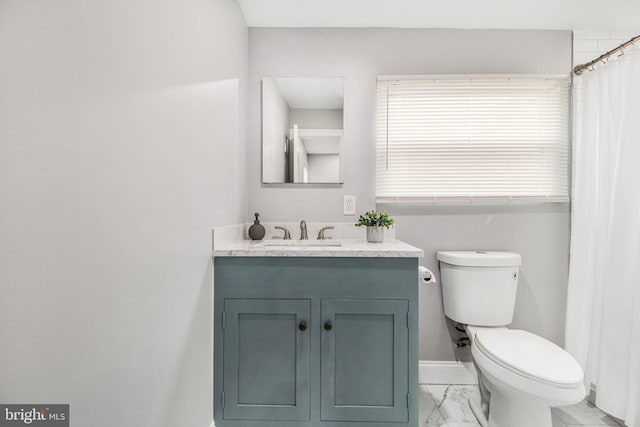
left=376, top=76, right=570, bottom=203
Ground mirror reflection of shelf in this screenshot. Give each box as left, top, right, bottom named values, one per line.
left=291, top=128, right=344, bottom=154
left=289, top=127, right=344, bottom=184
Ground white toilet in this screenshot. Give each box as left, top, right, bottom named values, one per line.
left=437, top=251, right=585, bottom=427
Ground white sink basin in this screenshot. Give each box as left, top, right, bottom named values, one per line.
left=255, top=239, right=342, bottom=247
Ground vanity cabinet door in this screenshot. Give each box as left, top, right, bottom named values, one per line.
left=222, top=299, right=311, bottom=421
left=320, top=299, right=409, bottom=422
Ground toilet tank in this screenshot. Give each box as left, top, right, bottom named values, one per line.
left=437, top=251, right=522, bottom=326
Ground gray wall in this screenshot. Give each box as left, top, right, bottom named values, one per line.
left=290, top=108, right=344, bottom=129
left=248, top=28, right=572, bottom=360
left=308, top=154, right=341, bottom=183
left=0, top=0, right=248, bottom=426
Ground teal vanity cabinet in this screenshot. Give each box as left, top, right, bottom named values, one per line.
left=213, top=256, right=418, bottom=427
left=221, top=298, right=311, bottom=421
left=320, top=299, right=409, bottom=423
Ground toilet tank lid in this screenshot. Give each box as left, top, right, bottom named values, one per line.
left=437, top=251, right=522, bottom=267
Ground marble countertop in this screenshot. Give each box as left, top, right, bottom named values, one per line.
left=211, top=223, right=423, bottom=258
left=213, top=238, right=423, bottom=258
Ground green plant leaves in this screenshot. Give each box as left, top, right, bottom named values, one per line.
left=355, top=210, right=395, bottom=229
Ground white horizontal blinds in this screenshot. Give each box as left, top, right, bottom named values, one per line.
left=376, top=77, right=570, bottom=203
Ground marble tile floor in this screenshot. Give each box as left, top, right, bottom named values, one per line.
left=420, top=384, right=624, bottom=427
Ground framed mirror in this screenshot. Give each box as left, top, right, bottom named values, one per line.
left=262, top=77, right=344, bottom=184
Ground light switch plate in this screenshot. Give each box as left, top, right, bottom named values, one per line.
left=343, top=195, right=356, bottom=215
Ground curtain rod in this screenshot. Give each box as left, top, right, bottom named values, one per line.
left=574, top=34, right=640, bottom=75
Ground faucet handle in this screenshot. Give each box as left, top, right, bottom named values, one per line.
left=317, top=226, right=335, bottom=240
left=274, top=226, right=292, bottom=240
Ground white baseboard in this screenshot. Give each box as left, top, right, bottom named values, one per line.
left=419, top=360, right=478, bottom=385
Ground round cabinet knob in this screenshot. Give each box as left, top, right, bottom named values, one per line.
left=298, top=322, right=307, bottom=331
left=324, top=321, right=333, bottom=331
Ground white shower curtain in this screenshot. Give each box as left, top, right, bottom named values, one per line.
left=566, top=45, right=640, bottom=427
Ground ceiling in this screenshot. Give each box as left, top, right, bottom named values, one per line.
left=238, top=0, right=640, bottom=30
left=275, top=77, right=344, bottom=109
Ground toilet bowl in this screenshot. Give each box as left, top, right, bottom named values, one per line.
left=468, top=326, right=585, bottom=427
left=437, top=251, right=585, bottom=427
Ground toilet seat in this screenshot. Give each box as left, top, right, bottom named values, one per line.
left=474, top=328, right=583, bottom=389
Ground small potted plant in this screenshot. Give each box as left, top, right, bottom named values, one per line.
left=356, top=210, right=395, bottom=243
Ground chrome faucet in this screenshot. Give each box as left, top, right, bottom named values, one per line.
left=317, top=226, right=334, bottom=240
left=300, top=220, right=308, bottom=240
left=274, top=226, right=291, bottom=240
